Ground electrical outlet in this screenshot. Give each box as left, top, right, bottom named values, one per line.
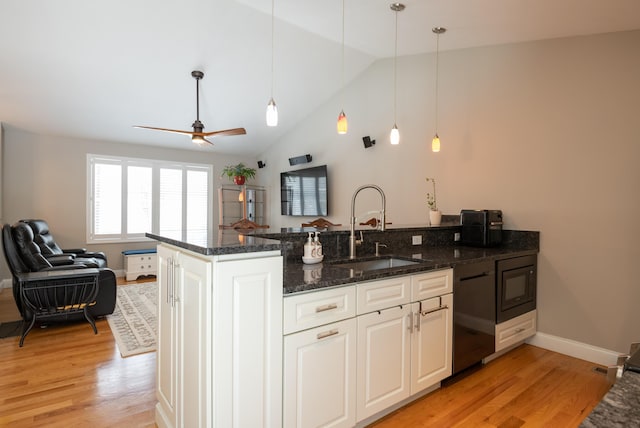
left=412, top=235, right=422, bottom=245
left=454, top=232, right=460, bottom=242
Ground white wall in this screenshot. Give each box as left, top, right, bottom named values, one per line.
left=1, top=126, right=257, bottom=274
left=257, top=30, right=640, bottom=353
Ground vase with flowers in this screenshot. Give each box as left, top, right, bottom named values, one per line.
left=426, top=177, right=442, bottom=226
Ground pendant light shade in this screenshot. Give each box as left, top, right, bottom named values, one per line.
left=431, top=133, right=440, bottom=152
left=390, top=124, right=400, bottom=145
left=266, top=0, right=278, bottom=127
left=337, top=0, right=347, bottom=134
left=432, top=27, right=446, bottom=152
left=390, top=3, right=404, bottom=145
left=266, top=98, right=278, bottom=126
left=337, top=110, right=348, bottom=134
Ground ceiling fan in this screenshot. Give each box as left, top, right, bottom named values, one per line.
left=134, top=70, right=246, bottom=145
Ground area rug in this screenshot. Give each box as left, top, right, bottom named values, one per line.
left=107, top=282, right=157, bottom=357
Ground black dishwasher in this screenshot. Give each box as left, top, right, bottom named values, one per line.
left=453, top=260, right=496, bottom=375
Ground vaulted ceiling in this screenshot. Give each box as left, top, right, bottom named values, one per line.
left=1, top=0, right=639, bottom=155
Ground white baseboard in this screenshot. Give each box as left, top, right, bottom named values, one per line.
left=1, top=278, right=11, bottom=290
left=527, top=332, right=622, bottom=367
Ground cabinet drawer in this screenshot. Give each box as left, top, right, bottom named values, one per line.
left=284, top=286, right=356, bottom=335
left=411, top=268, right=453, bottom=301
left=126, top=254, right=157, bottom=269
left=357, top=276, right=411, bottom=315
left=495, top=310, right=537, bottom=352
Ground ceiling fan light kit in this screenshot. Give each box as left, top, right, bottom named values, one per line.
left=134, top=70, right=246, bottom=146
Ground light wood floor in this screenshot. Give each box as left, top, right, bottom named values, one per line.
left=0, top=282, right=611, bottom=427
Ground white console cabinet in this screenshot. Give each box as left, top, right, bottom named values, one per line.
left=156, top=243, right=283, bottom=428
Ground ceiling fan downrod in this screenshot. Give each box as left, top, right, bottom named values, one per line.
left=191, top=70, right=204, bottom=132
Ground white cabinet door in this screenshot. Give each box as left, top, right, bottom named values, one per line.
left=410, top=293, right=453, bottom=394
left=156, top=245, right=212, bottom=428
left=215, top=254, right=283, bottom=428
left=156, top=245, right=178, bottom=428
left=284, top=318, right=357, bottom=428
left=176, top=251, right=212, bottom=428
left=356, top=305, right=411, bottom=421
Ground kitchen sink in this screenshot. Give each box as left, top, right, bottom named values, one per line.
left=330, top=256, right=422, bottom=273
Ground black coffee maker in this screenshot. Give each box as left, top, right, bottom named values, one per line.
left=460, top=209, right=503, bottom=247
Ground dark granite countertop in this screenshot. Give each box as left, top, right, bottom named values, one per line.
left=146, top=230, right=287, bottom=256
left=580, top=371, right=640, bottom=427
left=282, top=244, right=537, bottom=295
left=147, top=225, right=539, bottom=295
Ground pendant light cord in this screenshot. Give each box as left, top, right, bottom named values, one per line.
left=393, top=8, right=398, bottom=124
left=270, top=0, right=275, bottom=99
left=341, top=0, right=345, bottom=108
left=434, top=31, right=439, bottom=131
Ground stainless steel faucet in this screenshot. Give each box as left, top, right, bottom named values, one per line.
left=349, top=184, right=386, bottom=259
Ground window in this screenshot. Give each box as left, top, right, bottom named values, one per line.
left=87, top=154, right=212, bottom=243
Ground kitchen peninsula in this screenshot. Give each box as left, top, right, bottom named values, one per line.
left=148, top=224, right=539, bottom=428
left=147, top=230, right=287, bottom=428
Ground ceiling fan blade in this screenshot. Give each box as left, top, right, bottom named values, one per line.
left=200, top=127, right=247, bottom=137
left=133, top=125, right=194, bottom=136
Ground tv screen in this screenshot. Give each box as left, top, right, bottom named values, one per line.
left=280, top=165, right=328, bottom=216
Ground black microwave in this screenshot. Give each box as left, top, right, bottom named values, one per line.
left=460, top=209, right=503, bottom=247
left=496, top=254, right=537, bottom=323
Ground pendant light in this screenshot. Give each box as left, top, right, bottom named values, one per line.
left=431, top=27, right=446, bottom=152
left=389, top=3, right=404, bottom=145
left=337, top=0, right=348, bottom=134
left=266, top=0, right=278, bottom=127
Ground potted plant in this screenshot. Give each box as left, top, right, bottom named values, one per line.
left=221, top=163, right=257, bottom=185
left=426, top=177, right=442, bottom=226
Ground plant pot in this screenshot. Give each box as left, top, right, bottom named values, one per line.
left=429, top=210, right=442, bottom=226
left=233, top=176, right=246, bottom=185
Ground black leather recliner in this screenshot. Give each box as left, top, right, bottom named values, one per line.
left=21, top=219, right=108, bottom=269
left=2, top=222, right=117, bottom=323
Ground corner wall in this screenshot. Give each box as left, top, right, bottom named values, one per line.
left=257, top=30, right=640, bottom=354
left=0, top=126, right=256, bottom=275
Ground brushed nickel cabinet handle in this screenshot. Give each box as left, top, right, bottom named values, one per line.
left=420, top=304, right=449, bottom=316
left=166, top=258, right=171, bottom=305
left=317, top=329, right=339, bottom=340
left=515, top=327, right=526, bottom=333
left=315, top=303, right=338, bottom=313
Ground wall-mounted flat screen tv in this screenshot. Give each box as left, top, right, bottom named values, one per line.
left=280, top=165, right=328, bottom=216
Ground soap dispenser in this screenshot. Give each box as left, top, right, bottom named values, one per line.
left=314, top=231, right=322, bottom=257
left=303, top=232, right=314, bottom=259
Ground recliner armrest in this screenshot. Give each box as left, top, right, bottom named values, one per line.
left=64, top=249, right=107, bottom=260
left=45, top=264, right=90, bottom=271
left=45, top=254, right=76, bottom=266
left=63, top=248, right=87, bottom=254
left=16, top=268, right=100, bottom=282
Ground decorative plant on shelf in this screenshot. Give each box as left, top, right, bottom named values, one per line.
left=426, top=177, right=442, bottom=226
left=221, top=163, right=257, bottom=185
left=426, top=177, right=438, bottom=211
